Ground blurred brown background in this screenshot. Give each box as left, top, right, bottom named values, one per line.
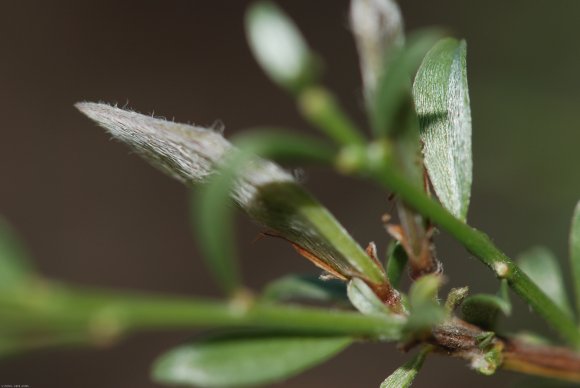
left=1, top=0, right=580, bottom=387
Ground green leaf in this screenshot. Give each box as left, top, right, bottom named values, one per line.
left=261, top=274, right=348, bottom=304
left=518, top=247, right=573, bottom=318
left=386, top=242, right=408, bottom=289
left=570, top=200, right=580, bottom=316
left=0, top=217, right=35, bottom=290
left=347, top=278, right=392, bottom=315
left=245, top=1, right=317, bottom=94
left=461, top=281, right=511, bottom=330
left=193, top=156, right=243, bottom=295
left=371, top=31, right=442, bottom=191
left=230, top=133, right=386, bottom=285
left=380, top=346, right=431, bottom=388
left=152, top=333, right=352, bottom=387
left=372, top=30, right=442, bottom=137
left=404, top=274, right=445, bottom=333
left=247, top=181, right=386, bottom=284
left=413, top=38, right=472, bottom=221
left=194, top=131, right=386, bottom=293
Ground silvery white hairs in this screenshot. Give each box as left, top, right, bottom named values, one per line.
left=75, top=102, right=294, bottom=207
left=76, top=102, right=378, bottom=282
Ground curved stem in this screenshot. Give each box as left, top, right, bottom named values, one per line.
left=364, top=152, right=580, bottom=347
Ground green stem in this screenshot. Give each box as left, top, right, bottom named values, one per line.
left=362, top=146, right=580, bottom=347
left=298, top=86, right=367, bottom=146
left=1, top=285, right=404, bottom=342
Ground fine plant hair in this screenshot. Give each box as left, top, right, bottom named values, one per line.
left=2, top=1, right=580, bottom=387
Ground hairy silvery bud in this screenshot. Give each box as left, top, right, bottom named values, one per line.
left=350, top=0, right=404, bottom=99
left=76, top=103, right=387, bottom=286
left=75, top=102, right=293, bottom=208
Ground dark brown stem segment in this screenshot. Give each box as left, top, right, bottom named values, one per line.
left=429, top=318, right=580, bottom=383
left=502, top=339, right=580, bottom=383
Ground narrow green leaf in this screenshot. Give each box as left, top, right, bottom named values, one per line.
left=347, top=278, right=391, bottom=315
left=195, top=132, right=386, bottom=293
left=518, top=247, right=573, bottom=318
left=404, top=274, right=445, bottom=333
left=245, top=1, right=317, bottom=94
left=372, top=30, right=442, bottom=137
left=247, top=181, right=386, bottom=284
left=152, top=333, right=352, bottom=387
left=570, top=200, right=580, bottom=316
left=0, top=217, right=35, bottom=290
left=380, top=346, right=431, bottom=388
left=261, top=274, right=348, bottom=304
left=413, top=38, right=472, bottom=221
left=461, top=281, right=511, bottom=330
left=193, top=158, right=242, bottom=295
left=386, top=242, right=408, bottom=289
left=232, top=133, right=386, bottom=285
left=371, top=31, right=443, bottom=193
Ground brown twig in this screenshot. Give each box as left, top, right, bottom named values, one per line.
left=502, top=338, right=580, bottom=382
left=427, top=318, right=580, bottom=382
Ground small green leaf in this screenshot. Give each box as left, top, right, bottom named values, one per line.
left=518, top=247, right=573, bottom=318
left=405, top=274, right=445, bottom=333
left=371, top=31, right=442, bottom=191
left=380, top=346, right=431, bottom=388
left=261, top=274, right=348, bottom=304
left=152, top=333, right=352, bottom=387
left=413, top=38, right=472, bottom=221
left=386, top=242, right=408, bottom=289
left=372, top=30, right=442, bottom=137
left=193, top=155, right=243, bottom=295
left=570, top=200, right=580, bottom=316
left=461, top=281, right=511, bottom=330
left=245, top=1, right=317, bottom=93
left=0, top=217, right=35, bottom=290
left=347, top=278, right=391, bottom=315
